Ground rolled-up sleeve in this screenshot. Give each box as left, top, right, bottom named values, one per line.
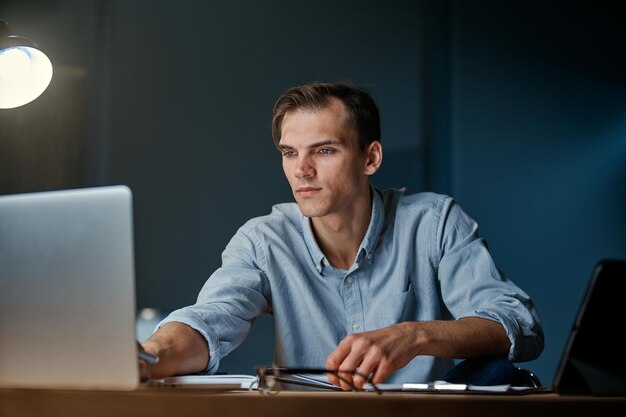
left=434, top=197, right=544, bottom=362
left=158, top=225, right=272, bottom=373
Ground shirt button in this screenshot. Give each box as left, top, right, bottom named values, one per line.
left=346, top=277, right=354, bottom=284
left=352, top=323, right=360, bottom=331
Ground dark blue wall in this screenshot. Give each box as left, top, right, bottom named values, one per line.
left=1, top=0, right=624, bottom=384
left=448, top=1, right=626, bottom=382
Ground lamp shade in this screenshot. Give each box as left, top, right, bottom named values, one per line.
left=0, top=20, right=53, bottom=109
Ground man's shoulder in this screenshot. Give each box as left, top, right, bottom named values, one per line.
left=238, top=202, right=302, bottom=235
left=380, top=188, right=453, bottom=214
left=386, top=190, right=477, bottom=235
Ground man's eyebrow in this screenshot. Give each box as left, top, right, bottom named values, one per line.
left=279, top=140, right=344, bottom=150
left=310, top=140, right=343, bottom=148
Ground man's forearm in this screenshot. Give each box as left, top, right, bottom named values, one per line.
left=408, top=317, right=511, bottom=359
left=142, top=322, right=210, bottom=379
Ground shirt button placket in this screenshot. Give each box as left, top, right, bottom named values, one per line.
left=344, top=273, right=363, bottom=334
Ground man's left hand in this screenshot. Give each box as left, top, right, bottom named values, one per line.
left=325, top=322, right=418, bottom=390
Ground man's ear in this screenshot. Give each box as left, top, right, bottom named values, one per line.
left=364, top=140, right=383, bottom=176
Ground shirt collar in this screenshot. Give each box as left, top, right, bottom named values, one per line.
left=357, top=185, right=384, bottom=265
left=302, top=214, right=326, bottom=274
left=301, top=184, right=385, bottom=274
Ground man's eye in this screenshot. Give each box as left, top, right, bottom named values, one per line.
left=319, top=148, right=333, bottom=155
left=283, top=151, right=296, bottom=157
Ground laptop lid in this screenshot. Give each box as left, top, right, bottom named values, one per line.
left=553, top=259, right=626, bottom=396
left=0, top=185, right=139, bottom=390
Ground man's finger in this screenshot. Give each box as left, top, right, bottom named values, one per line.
left=327, top=372, right=340, bottom=386
left=138, top=358, right=151, bottom=382
left=326, top=336, right=357, bottom=387
left=371, top=359, right=394, bottom=385
left=351, top=351, right=378, bottom=389
left=326, top=336, right=354, bottom=370
left=335, top=343, right=371, bottom=390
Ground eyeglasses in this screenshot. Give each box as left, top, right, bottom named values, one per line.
left=255, top=367, right=381, bottom=394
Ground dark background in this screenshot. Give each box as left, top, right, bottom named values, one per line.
left=1, top=0, right=624, bottom=385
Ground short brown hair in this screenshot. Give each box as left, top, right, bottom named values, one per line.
left=271, top=82, right=381, bottom=150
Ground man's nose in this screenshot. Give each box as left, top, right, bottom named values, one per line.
left=294, top=155, right=315, bottom=178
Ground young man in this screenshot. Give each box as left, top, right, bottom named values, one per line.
left=140, top=83, right=543, bottom=389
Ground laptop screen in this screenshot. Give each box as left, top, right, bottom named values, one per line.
left=0, top=186, right=139, bottom=390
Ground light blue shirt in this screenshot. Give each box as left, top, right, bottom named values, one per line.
left=160, top=187, right=544, bottom=383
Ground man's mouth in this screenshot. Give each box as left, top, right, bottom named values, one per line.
left=296, top=187, right=322, bottom=197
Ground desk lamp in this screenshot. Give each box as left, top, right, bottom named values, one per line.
left=0, top=20, right=53, bottom=109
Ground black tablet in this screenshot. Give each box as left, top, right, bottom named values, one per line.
left=553, top=259, right=626, bottom=396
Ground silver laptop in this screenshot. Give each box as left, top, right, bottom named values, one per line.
left=0, top=185, right=139, bottom=390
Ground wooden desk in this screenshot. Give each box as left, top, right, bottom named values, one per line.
left=1, top=388, right=625, bottom=417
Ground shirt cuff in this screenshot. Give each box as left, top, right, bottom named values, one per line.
left=156, top=311, right=222, bottom=374
left=465, top=310, right=521, bottom=362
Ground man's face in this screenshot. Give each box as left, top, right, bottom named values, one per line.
left=279, top=98, right=372, bottom=219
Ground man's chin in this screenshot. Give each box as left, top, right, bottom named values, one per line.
left=295, top=200, right=327, bottom=218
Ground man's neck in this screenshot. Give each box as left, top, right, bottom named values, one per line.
left=310, top=190, right=373, bottom=270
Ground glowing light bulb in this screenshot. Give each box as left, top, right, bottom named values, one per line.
left=0, top=47, right=31, bottom=83
left=0, top=45, right=52, bottom=109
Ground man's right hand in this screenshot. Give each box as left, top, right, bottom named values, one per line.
left=137, top=322, right=210, bottom=381
left=138, top=357, right=153, bottom=382
left=137, top=342, right=155, bottom=381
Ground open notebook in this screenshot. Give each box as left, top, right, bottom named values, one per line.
left=147, top=374, right=259, bottom=390
left=0, top=186, right=139, bottom=390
